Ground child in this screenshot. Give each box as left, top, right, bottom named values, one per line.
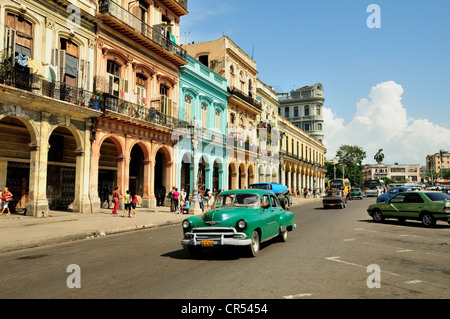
left=123, top=190, right=131, bottom=217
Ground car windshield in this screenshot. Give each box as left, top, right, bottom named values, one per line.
left=424, top=192, right=450, bottom=201
left=213, top=193, right=260, bottom=208
left=326, top=191, right=341, bottom=197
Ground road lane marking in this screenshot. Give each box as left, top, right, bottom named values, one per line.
left=396, top=249, right=413, bottom=253
left=283, top=293, right=313, bottom=299
left=343, top=238, right=355, bottom=241
left=404, top=280, right=422, bottom=284
left=325, top=256, right=400, bottom=277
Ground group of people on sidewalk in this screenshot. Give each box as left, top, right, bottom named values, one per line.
left=106, top=186, right=138, bottom=218
left=167, top=187, right=219, bottom=214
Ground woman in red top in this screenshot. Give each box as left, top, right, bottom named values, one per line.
left=1, top=187, right=13, bottom=215
left=112, top=186, right=120, bottom=214
left=131, top=195, right=137, bottom=217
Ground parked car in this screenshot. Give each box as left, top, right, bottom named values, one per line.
left=350, top=188, right=364, bottom=200
left=322, top=190, right=347, bottom=209
left=367, top=191, right=450, bottom=227
left=376, top=186, right=420, bottom=203
left=181, top=189, right=296, bottom=257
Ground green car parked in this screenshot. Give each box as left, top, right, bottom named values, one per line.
left=367, top=191, right=450, bottom=227
left=181, top=189, right=296, bottom=257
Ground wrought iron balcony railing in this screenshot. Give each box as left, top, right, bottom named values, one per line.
left=102, top=93, right=190, bottom=129
left=227, top=86, right=261, bottom=110
left=99, top=0, right=186, bottom=63
left=0, top=65, right=97, bottom=110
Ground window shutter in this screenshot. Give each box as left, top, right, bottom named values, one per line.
left=4, top=27, right=16, bottom=58
left=59, top=50, right=66, bottom=83
left=167, top=98, right=172, bottom=116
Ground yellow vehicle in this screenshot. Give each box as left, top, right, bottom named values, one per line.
left=327, top=179, right=351, bottom=196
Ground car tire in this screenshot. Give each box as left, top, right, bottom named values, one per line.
left=247, top=230, right=260, bottom=257
left=421, top=213, right=436, bottom=227
left=279, top=230, right=288, bottom=242
left=372, top=209, right=384, bottom=222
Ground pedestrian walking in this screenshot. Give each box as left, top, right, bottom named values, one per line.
left=168, top=187, right=174, bottom=212
left=204, top=188, right=211, bottom=208
left=130, top=194, right=137, bottom=217
left=198, top=189, right=204, bottom=213
left=112, top=186, right=120, bottom=214
left=181, top=188, right=186, bottom=203
left=0, top=187, right=13, bottom=215
left=173, top=187, right=180, bottom=213
left=123, top=190, right=131, bottom=217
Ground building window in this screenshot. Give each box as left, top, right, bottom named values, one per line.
left=284, top=107, right=289, bottom=118
left=294, top=106, right=298, bottom=117
left=304, top=123, right=310, bottom=131
left=304, top=105, right=310, bottom=116
left=215, top=109, right=221, bottom=131
left=201, top=102, right=208, bottom=129
left=136, top=73, right=147, bottom=105
left=6, top=12, right=33, bottom=59
left=184, top=95, right=192, bottom=123
left=198, top=55, right=209, bottom=67
left=107, top=60, right=121, bottom=97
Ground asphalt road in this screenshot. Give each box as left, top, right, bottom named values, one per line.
left=0, top=197, right=448, bottom=300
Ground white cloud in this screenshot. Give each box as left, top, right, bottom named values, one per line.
left=323, top=81, right=450, bottom=166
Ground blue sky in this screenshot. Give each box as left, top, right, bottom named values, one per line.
left=180, top=0, right=450, bottom=166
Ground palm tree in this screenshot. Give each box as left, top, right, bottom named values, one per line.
left=374, top=149, right=384, bottom=165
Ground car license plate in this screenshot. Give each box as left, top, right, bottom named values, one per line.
left=201, top=240, right=214, bottom=247
left=330, top=203, right=334, bottom=206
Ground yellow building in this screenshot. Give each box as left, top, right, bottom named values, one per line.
left=278, top=115, right=327, bottom=195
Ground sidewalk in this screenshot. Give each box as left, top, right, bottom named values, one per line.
left=0, top=196, right=321, bottom=253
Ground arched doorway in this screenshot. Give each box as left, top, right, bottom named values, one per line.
left=180, top=152, right=192, bottom=194
left=129, top=144, right=145, bottom=198
left=0, top=117, right=33, bottom=213
left=198, top=155, right=208, bottom=191
left=98, top=137, right=119, bottom=208
left=46, top=126, right=78, bottom=211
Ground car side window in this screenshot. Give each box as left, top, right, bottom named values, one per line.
left=390, top=194, right=405, bottom=203
left=270, top=195, right=279, bottom=207
left=389, top=189, right=397, bottom=194
left=404, top=193, right=424, bottom=203
left=261, top=195, right=270, bottom=208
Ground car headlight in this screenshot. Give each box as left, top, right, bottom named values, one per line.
left=182, top=219, right=191, bottom=229
left=236, top=219, right=247, bottom=230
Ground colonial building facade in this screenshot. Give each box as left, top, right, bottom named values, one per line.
left=277, top=83, right=325, bottom=143
left=0, top=0, right=99, bottom=216
left=184, top=36, right=262, bottom=190
left=177, top=54, right=228, bottom=195
left=90, top=0, right=189, bottom=211
left=278, top=115, right=327, bottom=194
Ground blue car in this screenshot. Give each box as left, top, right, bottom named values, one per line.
left=376, top=186, right=421, bottom=203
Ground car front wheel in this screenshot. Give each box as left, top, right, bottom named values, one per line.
left=372, top=209, right=384, bottom=222
left=248, top=230, right=260, bottom=257
left=421, top=213, right=436, bottom=227
left=279, top=230, right=288, bottom=242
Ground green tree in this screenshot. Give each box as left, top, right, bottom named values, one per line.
left=335, top=145, right=367, bottom=187
left=374, top=149, right=384, bottom=164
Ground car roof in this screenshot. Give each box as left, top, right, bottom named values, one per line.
left=219, top=189, right=272, bottom=196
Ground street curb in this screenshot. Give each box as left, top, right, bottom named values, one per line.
left=0, top=199, right=320, bottom=253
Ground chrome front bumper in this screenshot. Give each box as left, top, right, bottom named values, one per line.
left=181, top=227, right=252, bottom=247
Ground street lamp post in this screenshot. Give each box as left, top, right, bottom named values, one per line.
left=189, top=120, right=201, bottom=213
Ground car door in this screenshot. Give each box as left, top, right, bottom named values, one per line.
left=269, top=194, right=283, bottom=234
left=260, top=194, right=278, bottom=240
left=402, top=193, right=424, bottom=219
left=385, top=194, right=405, bottom=217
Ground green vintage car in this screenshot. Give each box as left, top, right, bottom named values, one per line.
left=181, top=189, right=296, bottom=257
left=367, top=191, right=450, bottom=227
left=350, top=187, right=363, bottom=200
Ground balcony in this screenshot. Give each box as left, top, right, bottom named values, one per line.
left=102, top=93, right=190, bottom=130
left=98, top=0, right=187, bottom=66
left=0, top=65, right=98, bottom=111
left=159, top=0, right=189, bottom=16
left=227, top=86, right=261, bottom=111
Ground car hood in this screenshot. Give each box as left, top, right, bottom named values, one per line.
left=202, top=207, right=260, bottom=227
